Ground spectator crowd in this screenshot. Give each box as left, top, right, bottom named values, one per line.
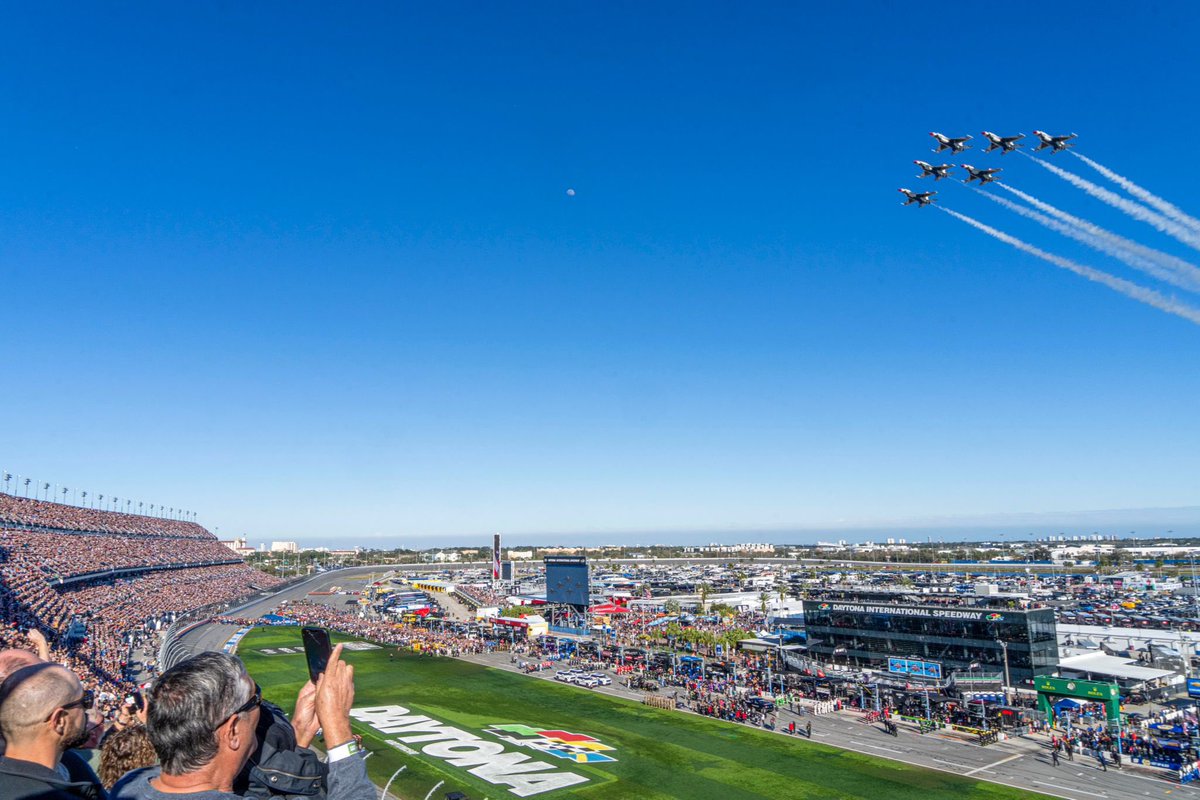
left=0, top=492, right=281, bottom=724
left=0, top=493, right=212, bottom=539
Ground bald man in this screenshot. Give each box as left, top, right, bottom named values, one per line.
left=0, top=663, right=105, bottom=800
left=0, top=648, right=50, bottom=756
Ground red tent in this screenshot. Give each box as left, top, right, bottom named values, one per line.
left=589, top=603, right=631, bottom=614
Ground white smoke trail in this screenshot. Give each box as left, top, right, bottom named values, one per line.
left=1021, top=152, right=1200, bottom=253
left=1072, top=152, right=1200, bottom=235
left=975, top=187, right=1200, bottom=293
left=937, top=206, right=1200, bottom=326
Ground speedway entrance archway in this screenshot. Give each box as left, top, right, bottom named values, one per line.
left=1033, top=676, right=1121, bottom=723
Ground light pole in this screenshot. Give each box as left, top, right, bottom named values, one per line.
left=996, top=640, right=1011, bottom=703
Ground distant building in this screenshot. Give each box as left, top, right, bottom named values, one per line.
left=219, top=537, right=257, bottom=557
left=507, top=549, right=534, bottom=560
left=683, top=543, right=776, bottom=555
left=270, top=541, right=299, bottom=553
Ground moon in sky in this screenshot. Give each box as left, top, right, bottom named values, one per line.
left=566, top=188, right=576, bottom=197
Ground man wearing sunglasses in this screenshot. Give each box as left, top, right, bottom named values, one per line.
left=112, top=645, right=372, bottom=800
left=0, top=663, right=105, bottom=800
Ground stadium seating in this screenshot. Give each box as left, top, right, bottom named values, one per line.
left=0, top=492, right=281, bottom=705
left=0, top=491, right=212, bottom=538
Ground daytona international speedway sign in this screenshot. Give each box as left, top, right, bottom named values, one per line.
left=816, top=602, right=1002, bottom=621
left=351, top=705, right=616, bottom=796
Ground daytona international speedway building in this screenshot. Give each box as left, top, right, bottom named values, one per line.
left=802, top=598, right=1058, bottom=685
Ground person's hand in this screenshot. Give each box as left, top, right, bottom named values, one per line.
left=314, top=643, right=355, bottom=746
left=291, top=680, right=320, bottom=748
left=27, top=628, right=50, bottom=661
left=135, top=692, right=149, bottom=726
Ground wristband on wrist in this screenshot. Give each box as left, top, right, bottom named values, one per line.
left=326, top=739, right=361, bottom=763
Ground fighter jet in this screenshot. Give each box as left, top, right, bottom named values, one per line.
left=914, top=161, right=956, bottom=180
left=898, top=188, right=937, bottom=207
left=930, top=132, right=972, bottom=154
left=961, top=164, right=1002, bottom=185
left=981, top=131, right=1025, bottom=155
left=1032, top=130, right=1077, bottom=153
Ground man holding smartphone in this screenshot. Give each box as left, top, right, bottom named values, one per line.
left=111, top=643, right=373, bottom=800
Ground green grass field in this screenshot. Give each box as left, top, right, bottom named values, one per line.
left=238, top=627, right=1051, bottom=800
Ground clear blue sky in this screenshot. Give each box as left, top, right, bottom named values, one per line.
left=3, top=3, right=1199, bottom=546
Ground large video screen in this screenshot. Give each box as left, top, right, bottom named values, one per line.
left=544, top=556, right=589, bottom=606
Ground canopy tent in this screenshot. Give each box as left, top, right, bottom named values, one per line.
left=1057, top=652, right=1175, bottom=683
left=589, top=603, right=631, bottom=614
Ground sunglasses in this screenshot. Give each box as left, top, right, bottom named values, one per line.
left=57, top=689, right=94, bottom=716
left=215, top=682, right=262, bottom=729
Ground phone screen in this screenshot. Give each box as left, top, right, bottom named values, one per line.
left=301, top=627, right=332, bottom=683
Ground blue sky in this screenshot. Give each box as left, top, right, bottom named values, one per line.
left=2, top=3, right=1199, bottom=546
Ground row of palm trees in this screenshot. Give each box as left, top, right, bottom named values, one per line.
left=644, top=621, right=756, bottom=657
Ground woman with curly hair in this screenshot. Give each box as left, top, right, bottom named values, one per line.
left=99, top=724, right=158, bottom=790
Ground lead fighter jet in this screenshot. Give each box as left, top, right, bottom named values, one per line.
left=1032, top=130, right=1077, bottom=153
left=930, top=132, right=972, bottom=154
left=961, top=164, right=1002, bottom=185
left=914, top=161, right=955, bottom=180
left=898, top=188, right=937, bottom=207
left=981, top=131, right=1025, bottom=155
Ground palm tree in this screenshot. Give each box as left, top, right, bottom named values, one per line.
left=759, top=591, right=771, bottom=614
left=697, top=582, right=711, bottom=613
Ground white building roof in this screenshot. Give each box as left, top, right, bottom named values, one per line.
left=1057, top=652, right=1175, bottom=682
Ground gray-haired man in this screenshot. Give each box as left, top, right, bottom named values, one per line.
left=112, top=645, right=373, bottom=800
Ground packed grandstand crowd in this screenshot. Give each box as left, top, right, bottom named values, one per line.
left=0, top=491, right=212, bottom=538
left=0, top=492, right=281, bottom=717
left=453, top=584, right=509, bottom=609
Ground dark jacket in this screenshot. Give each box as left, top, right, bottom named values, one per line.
left=236, top=701, right=328, bottom=800
left=0, top=755, right=106, bottom=800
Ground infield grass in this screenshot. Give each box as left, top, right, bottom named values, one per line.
left=239, top=626, right=1052, bottom=800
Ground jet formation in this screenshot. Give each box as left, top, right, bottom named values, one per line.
left=900, top=130, right=1077, bottom=205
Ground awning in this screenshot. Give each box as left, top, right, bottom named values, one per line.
left=1057, top=652, right=1175, bottom=682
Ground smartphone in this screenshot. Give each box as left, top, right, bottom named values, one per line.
left=301, top=627, right=332, bottom=683
left=132, top=690, right=143, bottom=708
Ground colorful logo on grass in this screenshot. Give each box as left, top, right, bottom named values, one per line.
left=485, top=724, right=617, bottom=764
left=986, top=613, right=1004, bottom=621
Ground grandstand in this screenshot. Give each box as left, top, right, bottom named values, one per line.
left=0, top=491, right=281, bottom=710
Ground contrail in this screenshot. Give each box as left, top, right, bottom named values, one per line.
left=1072, top=152, right=1200, bottom=235
left=979, top=187, right=1200, bottom=293
left=937, top=206, right=1200, bottom=326
left=1021, top=152, right=1200, bottom=252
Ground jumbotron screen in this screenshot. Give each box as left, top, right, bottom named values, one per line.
left=544, top=556, right=589, bottom=606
